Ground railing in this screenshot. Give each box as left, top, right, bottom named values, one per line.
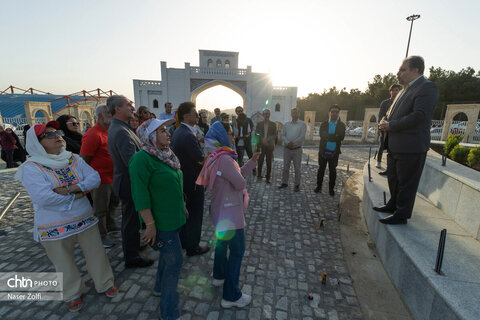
left=1, top=117, right=28, bottom=128
left=190, top=67, right=247, bottom=76
left=138, top=80, right=162, bottom=87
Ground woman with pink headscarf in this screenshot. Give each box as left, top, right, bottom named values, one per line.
left=196, top=121, right=259, bottom=309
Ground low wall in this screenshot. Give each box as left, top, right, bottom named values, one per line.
left=418, top=150, right=480, bottom=240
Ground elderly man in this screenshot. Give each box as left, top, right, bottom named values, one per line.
left=80, top=104, right=119, bottom=248
left=377, top=84, right=402, bottom=173
left=160, top=102, right=175, bottom=120
left=315, top=105, right=346, bottom=196
left=375, top=56, right=439, bottom=225
left=107, top=95, right=153, bottom=268
left=255, top=109, right=277, bottom=184
left=279, top=108, right=306, bottom=192
left=210, top=108, right=222, bottom=125
left=171, top=102, right=210, bottom=257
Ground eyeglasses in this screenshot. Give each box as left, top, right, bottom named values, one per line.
left=39, top=130, right=64, bottom=140
left=67, top=121, right=80, bottom=126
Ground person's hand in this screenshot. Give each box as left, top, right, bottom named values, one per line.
left=287, top=142, right=294, bottom=149
left=141, top=224, right=156, bottom=246
left=251, top=152, right=261, bottom=162
left=69, top=185, right=82, bottom=193
left=74, top=192, right=85, bottom=200
left=13, top=145, right=18, bottom=149
left=53, top=186, right=69, bottom=195
left=199, top=137, right=205, bottom=143
left=378, top=120, right=390, bottom=132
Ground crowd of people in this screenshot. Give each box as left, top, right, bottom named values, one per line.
left=2, top=55, right=438, bottom=319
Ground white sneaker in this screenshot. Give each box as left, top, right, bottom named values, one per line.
left=375, top=162, right=382, bottom=169
left=212, top=278, right=224, bottom=287
left=221, top=293, right=252, bottom=308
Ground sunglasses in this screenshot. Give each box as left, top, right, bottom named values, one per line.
left=39, top=130, right=64, bottom=140
left=67, top=121, right=80, bottom=126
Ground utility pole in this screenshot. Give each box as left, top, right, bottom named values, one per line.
left=405, top=14, right=421, bottom=57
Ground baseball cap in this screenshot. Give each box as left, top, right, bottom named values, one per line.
left=34, top=120, right=60, bottom=136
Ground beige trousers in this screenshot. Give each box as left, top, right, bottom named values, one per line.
left=41, top=224, right=114, bottom=301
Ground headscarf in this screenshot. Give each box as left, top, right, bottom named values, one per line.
left=136, top=119, right=180, bottom=170
left=196, top=122, right=238, bottom=189
left=14, top=126, right=72, bottom=181
left=57, top=115, right=83, bottom=154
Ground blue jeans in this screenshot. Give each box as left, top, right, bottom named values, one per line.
left=213, top=228, right=245, bottom=301
left=153, top=229, right=183, bottom=320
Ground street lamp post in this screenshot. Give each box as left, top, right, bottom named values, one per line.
left=405, top=14, right=421, bottom=57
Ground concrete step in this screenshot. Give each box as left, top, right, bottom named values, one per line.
left=363, top=161, right=480, bottom=320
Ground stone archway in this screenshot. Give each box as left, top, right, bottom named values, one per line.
left=190, top=80, right=246, bottom=110
left=24, top=101, right=53, bottom=124
left=362, top=108, right=380, bottom=141
left=304, top=111, right=316, bottom=140
left=442, top=104, right=480, bottom=143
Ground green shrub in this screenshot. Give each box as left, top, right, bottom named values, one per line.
left=467, top=147, right=480, bottom=168
left=444, top=134, right=463, bottom=155
left=449, top=145, right=470, bottom=164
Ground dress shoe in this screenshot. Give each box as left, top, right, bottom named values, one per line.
left=266, top=179, right=271, bottom=184
left=186, top=246, right=210, bottom=257
left=329, top=189, right=335, bottom=196
left=378, top=170, right=387, bottom=176
left=372, top=205, right=395, bottom=213
left=278, top=183, right=288, bottom=189
left=294, top=185, right=300, bottom=192
left=257, top=176, right=263, bottom=181
left=314, top=186, right=321, bottom=193
left=125, top=257, right=154, bottom=268
left=379, top=215, right=407, bottom=225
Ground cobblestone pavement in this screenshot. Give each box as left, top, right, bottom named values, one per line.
left=0, top=147, right=370, bottom=320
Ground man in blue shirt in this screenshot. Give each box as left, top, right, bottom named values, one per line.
left=315, top=105, right=346, bottom=196
left=159, top=102, right=175, bottom=120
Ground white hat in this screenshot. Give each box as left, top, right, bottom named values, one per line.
left=145, top=118, right=175, bottom=137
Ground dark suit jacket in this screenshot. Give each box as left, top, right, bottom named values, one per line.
left=386, top=76, right=439, bottom=153
left=318, top=120, right=346, bottom=156
left=107, top=118, right=141, bottom=199
left=170, top=124, right=204, bottom=196
left=255, top=121, right=277, bottom=150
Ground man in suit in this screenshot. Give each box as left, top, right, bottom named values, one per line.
left=255, top=108, right=277, bottom=184
left=314, top=105, right=346, bottom=196
left=107, top=95, right=153, bottom=268
left=376, top=84, right=402, bottom=174
left=171, top=102, right=210, bottom=256
left=375, top=56, right=439, bottom=225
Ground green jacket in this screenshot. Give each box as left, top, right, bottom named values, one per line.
left=129, top=150, right=186, bottom=231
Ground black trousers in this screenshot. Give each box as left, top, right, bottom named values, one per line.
left=120, top=196, right=141, bottom=262
left=317, top=153, right=339, bottom=191
left=386, top=152, right=427, bottom=219
left=1, top=150, right=15, bottom=168
left=257, top=146, right=273, bottom=179
left=180, top=188, right=205, bottom=253
left=377, top=132, right=386, bottom=163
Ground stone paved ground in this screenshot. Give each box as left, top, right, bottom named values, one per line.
left=0, top=147, right=370, bottom=320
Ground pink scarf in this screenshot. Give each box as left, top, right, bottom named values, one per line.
left=196, top=147, right=249, bottom=212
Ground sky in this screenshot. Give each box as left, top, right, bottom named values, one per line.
left=1, top=0, right=479, bottom=111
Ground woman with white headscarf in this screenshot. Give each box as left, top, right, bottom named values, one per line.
left=129, top=118, right=186, bottom=320
left=15, top=121, right=118, bottom=312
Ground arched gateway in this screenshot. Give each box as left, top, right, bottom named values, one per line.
left=133, top=50, right=297, bottom=124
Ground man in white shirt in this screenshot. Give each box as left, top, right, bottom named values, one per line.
left=279, top=108, right=306, bottom=192
left=159, top=102, right=175, bottom=120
